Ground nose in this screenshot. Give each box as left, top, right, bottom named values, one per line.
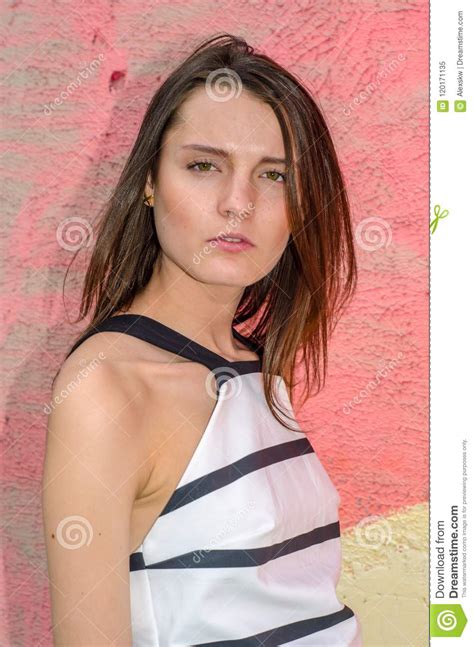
left=217, top=172, right=256, bottom=222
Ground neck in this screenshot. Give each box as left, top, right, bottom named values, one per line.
left=124, top=255, right=249, bottom=357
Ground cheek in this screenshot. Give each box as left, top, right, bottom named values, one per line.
left=263, top=208, right=291, bottom=250
left=154, top=165, right=202, bottom=236
left=263, top=235, right=290, bottom=273
left=154, top=186, right=200, bottom=239
left=153, top=205, right=196, bottom=260
left=274, top=223, right=291, bottom=248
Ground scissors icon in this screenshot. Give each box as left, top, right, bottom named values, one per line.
left=430, top=204, right=449, bottom=234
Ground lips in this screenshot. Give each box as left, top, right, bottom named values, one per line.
left=206, top=235, right=255, bottom=253
left=208, top=233, right=254, bottom=246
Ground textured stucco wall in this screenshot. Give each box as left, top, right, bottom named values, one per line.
left=0, top=1, right=428, bottom=645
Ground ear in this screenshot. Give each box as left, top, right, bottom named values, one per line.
left=143, top=173, right=156, bottom=208
left=144, top=172, right=155, bottom=195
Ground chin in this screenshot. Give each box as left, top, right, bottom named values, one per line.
left=194, top=264, right=256, bottom=288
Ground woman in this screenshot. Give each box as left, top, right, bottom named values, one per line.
left=42, top=33, right=362, bottom=646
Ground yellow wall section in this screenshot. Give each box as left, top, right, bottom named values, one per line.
left=337, top=503, right=428, bottom=646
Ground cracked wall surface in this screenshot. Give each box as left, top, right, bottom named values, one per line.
left=0, top=1, right=428, bottom=645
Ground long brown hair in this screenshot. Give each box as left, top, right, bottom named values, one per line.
left=58, top=33, right=357, bottom=433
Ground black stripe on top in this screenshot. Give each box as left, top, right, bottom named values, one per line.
left=160, top=437, right=315, bottom=516
left=66, top=313, right=263, bottom=379
left=193, top=605, right=356, bottom=646
left=132, top=520, right=340, bottom=571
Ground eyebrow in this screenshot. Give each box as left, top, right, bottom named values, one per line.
left=180, top=144, right=287, bottom=166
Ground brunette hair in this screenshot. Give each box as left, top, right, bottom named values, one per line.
left=58, top=32, right=357, bottom=432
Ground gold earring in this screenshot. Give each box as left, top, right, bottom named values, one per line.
left=143, top=193, right=154, bottom=207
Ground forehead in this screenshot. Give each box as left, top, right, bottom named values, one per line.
left=166, top=85, right=285, bottom=157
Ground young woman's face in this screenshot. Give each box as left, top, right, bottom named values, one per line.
left=147, top=85, right=290, bottom=288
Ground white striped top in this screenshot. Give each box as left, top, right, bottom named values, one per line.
left=68, top=314, right=362, bottom=646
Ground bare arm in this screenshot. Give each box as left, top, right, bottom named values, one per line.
left=42, top=360, right=148, bottom=645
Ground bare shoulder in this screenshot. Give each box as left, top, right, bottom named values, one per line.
left=50, top=330, right=209, bottom=473
left=57, top=329, right=187, bottom=407
left=52, top=335, right=144, bottom=443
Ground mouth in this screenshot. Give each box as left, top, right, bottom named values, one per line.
left=207, top=233, right=255, bottom=253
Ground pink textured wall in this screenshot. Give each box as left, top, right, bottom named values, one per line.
left=0, top=1, right=428, bottom=644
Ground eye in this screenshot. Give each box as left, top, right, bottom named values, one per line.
left=187, top=159, right=218, bottom=173
left=263, top=170, right=286, bottom=183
